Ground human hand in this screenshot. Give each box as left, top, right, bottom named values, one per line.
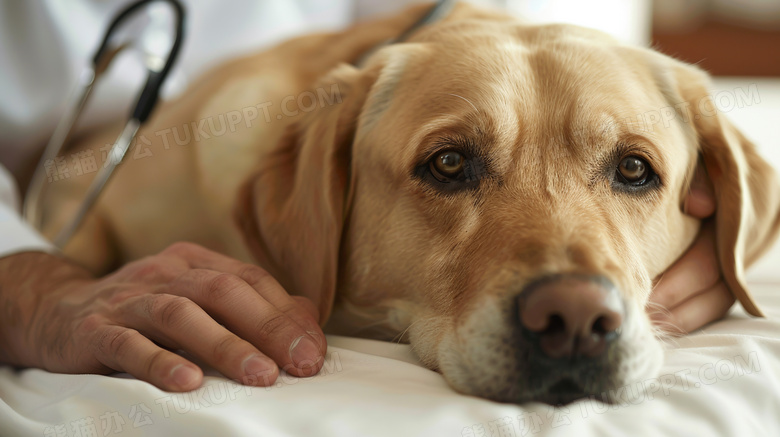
left=649, top=165, right=734, bottom=334
left=0, top=242, right=326, bottom=392
left=650, top=222, right=735, bottom=334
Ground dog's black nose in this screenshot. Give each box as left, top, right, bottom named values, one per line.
left=518, top=275, right=623, bottom=359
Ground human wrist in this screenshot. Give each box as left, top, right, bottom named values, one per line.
left=0, top=251, right=92, bottom=367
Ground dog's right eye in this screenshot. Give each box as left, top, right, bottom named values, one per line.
left=414, top=144, right=486, bottom=193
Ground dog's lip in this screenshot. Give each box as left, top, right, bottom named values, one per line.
left=536, top=378, right=587, bottom=405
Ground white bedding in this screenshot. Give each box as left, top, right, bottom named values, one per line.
left=0, top=284, right=778, bottom=437
left=1, top=82, right=779, bottom=437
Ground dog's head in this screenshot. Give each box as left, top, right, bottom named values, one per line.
left=236, top=6, right=780, bottom=404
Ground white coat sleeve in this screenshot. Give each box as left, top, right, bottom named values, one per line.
left=0, top=165, right=54, bottom=258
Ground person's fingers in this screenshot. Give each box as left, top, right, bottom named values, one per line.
left=91, top=324, right=203, bottom=392
left=114, top=255, right=188, bottom=284
left=205, top=261, right=322, bottom=335
left=143, top=243, right=325, bottom=376
left=292, top=296, right=320, bottom=324
left=651, top=221, right=719, bottom=309
left=168, top=270, right=324, bottom=377
left=164, top=242, right=323, bottom=337
left=683, top=161, right=716, bottom=219
left=651, top=281, right=735, bottom=334
left=124, top=293, right=280, bottom=386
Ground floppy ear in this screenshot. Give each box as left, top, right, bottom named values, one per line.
left=234, top=64, right=378, bottom=323
left=672, top=63, right=780, bottom=317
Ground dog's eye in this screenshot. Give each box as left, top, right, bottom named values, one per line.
left=430, top=150, right=465, bottom=182
left=415, top=145, right=486, bottom=192
left=616, top=156, right=650, bottom=185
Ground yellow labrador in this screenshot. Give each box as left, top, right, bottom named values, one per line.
left=38, top=3, right=780, bottom=403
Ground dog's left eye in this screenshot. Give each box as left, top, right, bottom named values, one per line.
left=616, top=156, right=652, bottom=186
left=428, top=150, right=467, bottom=183
left=430, top=150, right=465, bottom=181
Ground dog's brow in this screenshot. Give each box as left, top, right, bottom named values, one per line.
left=446, top=93, right=479, bottom=113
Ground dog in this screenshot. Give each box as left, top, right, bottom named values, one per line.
left=38, top=3, right=780, bottom=404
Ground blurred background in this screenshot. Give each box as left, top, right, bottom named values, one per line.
left=653, top=0, right=780, bottom=76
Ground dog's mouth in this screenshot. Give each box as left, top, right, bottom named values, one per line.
left=536, top=378, right=587, bottom=405
left=519, top=355, right=621, bottom=405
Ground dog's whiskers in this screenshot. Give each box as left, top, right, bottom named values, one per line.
left=446, top=93, right=479, bottom=113
left=645, top=300, right=686, bottom=343
left=652, top=323, right=685, bottom=344
left=645, top=300, right=670, bottom=314
left=392, top=319, right=421, bottom=345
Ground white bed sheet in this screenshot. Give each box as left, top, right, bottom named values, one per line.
left=0, top=283, right=779, bottom=437
left=1, top=81, right=779, bottom=437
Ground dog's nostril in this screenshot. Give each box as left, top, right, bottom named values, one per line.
left=590, top=316, right=607, bottom=336
left=545, top=314, right=566, bottom=335
left=592, top=316, right=609, bottom=335
left=592, top=311, right=623, bottom=338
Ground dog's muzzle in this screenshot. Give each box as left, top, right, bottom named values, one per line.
left=516, top=274, right=625, bottom=404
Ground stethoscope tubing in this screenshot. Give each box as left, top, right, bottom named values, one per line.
left=23, top=0, right=186, bottom=247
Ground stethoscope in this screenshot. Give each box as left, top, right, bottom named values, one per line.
left=23, top=0, right=455, bottom=249
left=23, top=0, right=185, bottom=248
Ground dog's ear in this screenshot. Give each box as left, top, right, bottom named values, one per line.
left=234, top=63, right=378, bottom=323
left=671, top=62, right=780, bottom=317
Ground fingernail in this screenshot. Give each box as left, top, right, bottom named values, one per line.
left=170, top=364, right=200, bottom=390
left=306, top=330, right=323, bottom=349
left=289, top=336, right=323, bottom=368
left=242, top=355, right=274, bottom=377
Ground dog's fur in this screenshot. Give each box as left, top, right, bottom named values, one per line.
left=38, top=3, right=780, bottom=402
